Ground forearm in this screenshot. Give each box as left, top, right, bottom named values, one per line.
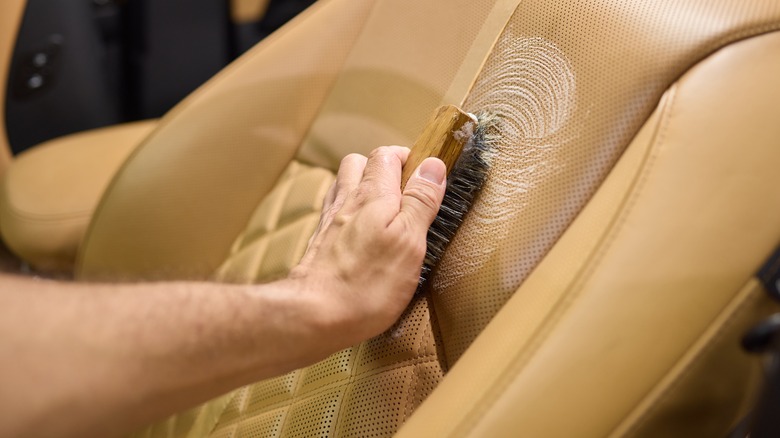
left=0, top=274, right=322, bottom=437
left=0, top=147, right=446, bottom=438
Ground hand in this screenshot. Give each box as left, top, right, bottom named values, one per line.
left=0, top=149, right=444, bottom=437
left=290, top=146, right=446, bottom=351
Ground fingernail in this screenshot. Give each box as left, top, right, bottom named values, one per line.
left=418, top=158, right=446, bottom=185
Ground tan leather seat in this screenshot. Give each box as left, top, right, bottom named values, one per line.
left=0, top=121, right=156, bottom=272
left=12, top=0, right=780, bottom=436
left=0, top=0, right=158, bottom=273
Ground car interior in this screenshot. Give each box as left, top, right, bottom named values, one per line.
left=1, top=0, right=780, bottom=436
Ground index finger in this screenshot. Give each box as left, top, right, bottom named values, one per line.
left=357, top=146, right=410, bottom=202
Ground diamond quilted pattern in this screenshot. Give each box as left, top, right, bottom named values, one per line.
left=134, top=162, right=446, bottom=438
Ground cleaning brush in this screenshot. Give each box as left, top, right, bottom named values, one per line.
left=400, top=105, right=496, bottom=290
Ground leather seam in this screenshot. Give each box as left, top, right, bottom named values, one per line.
left=230, top=349, right=437, bottom=433
left=2, top=205, right=94, bottom=221
left=236, top=358, right=440, bottom=422
left=425, top=292, right=450, bottom=373
left=238, top=212, right=319, bottom=253
left=355, top=353, right=440, bottom=378
left=404, top=313, right=434, bottom=423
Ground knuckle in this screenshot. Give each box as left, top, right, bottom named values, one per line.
left=332, top=210, right=351, bottom=227
left=369, top=146, right=400, bottom=166
left=384, top=222, right=425, bottom=255
left=404, top=231, right=427, bottom=255
left=351, top=184, right=370, bottom=202
left=369, top=146, right=391, bottom=159
left=341, top=153, right=366, bottom=167
left=405, top=185, right=441, bottom=213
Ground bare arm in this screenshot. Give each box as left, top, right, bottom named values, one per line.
left=0, top=147, right=447, bottom=437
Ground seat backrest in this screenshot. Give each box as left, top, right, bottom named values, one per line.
left=0, top=0, right=27, bottom=175
left=76, top=0, right=503, bottom=280
left=83, top=0, right=780, bottom=436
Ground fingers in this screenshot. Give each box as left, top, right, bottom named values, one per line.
left=320, top=153, right=368, bottom=223
left=319, top=146, right=416, bottom=233
left=358, top=146, right=410, bottom=202
left=335, top=154, right=368, bottom=203
left=396, top=157, right=447, bottom=235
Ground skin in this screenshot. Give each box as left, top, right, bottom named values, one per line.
left=0, top=146, right=447, bottom=438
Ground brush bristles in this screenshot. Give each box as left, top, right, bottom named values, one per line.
left=418, top=111, right=498, bottom=290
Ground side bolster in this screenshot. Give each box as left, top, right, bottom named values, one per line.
left=0, top=120, right=156, bottom=273
left=397, top=31, right=780, bottom=438
left=76, top=0, right=375, bottom=280
left=0, top=0, right=27, bottom=175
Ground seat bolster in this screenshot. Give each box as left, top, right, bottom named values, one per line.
left=0, top=120, right=156, bottom=273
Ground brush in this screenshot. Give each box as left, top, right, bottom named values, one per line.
left=400, top=105, right=496, bottom=290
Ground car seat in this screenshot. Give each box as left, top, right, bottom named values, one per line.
left=9, top=0, right=780, bottom=436
left=0, top=0, right=158, bottom=272
left=0, top=0, right=300, bottom=273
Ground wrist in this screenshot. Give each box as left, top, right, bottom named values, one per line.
left=285, top=266, right=367, bottom=356
left=253, top=275, right=344, bottom=368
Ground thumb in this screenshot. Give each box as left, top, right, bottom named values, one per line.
left=398, top=157, right=447, bottom=234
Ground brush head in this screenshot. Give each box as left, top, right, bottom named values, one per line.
left=418, top=111, right=497, bottom=290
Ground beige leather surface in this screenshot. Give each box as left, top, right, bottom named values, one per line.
left=134, top=161, right=446, bottom=438
left=0, top=0, right=27, bottom=175
left=77, top=0, right=376, bottom=281
left=0, top=120, right=156, bottom=273
left=397, top=31, right=780, bottom=437
left=431, top=0, right=780, bottom=365
left=214, top=161, right=334, bottom=284
left=230, top=0, right=273, bottom=24
left=78, top=0, right=780, bottom=436
left=294, top=0, right=499, bottom=170
left=620, top=279, right=770, bottom=438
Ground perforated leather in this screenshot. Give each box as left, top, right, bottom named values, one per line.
left=134, top=162, right=445, bottom=438
left=201, top=296, right=442, bottom=437
left=433, top=0, right=780, bottom=364
left=85, top=0, right=780, bottom=436
left=399, top=29, right=780, bottom=438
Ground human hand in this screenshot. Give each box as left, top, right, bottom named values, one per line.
left=290, top=146, right=446, bottom=352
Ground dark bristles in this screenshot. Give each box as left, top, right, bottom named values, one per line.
left=418, top=111, right=498, bottom=290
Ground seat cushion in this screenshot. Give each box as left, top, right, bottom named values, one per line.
left=0, top=120, right=156, bottom=273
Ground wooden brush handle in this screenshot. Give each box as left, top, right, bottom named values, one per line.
left=400, top=105, right=478, bottom=190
